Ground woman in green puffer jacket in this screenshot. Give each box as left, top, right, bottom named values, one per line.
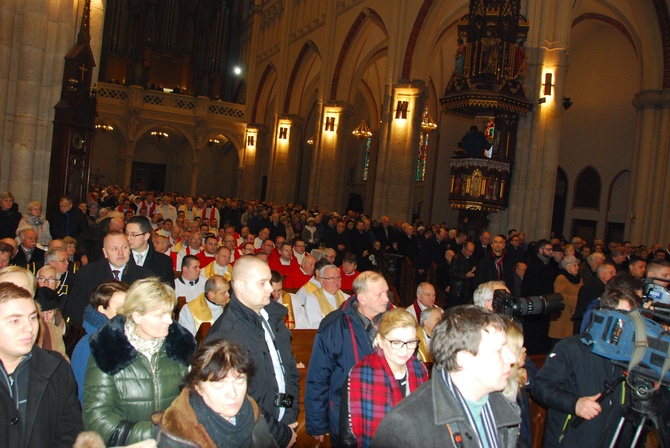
left=83, top=277, right=196, bottom=446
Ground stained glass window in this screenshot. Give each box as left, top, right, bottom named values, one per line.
left=362, top=137, right=371, bottom=181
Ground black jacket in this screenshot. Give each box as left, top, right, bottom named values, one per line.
left=50, top=208, right=89, bottom=239
left=448, top=252, right=474, bottom=306
left=11, top=247, right=45, bottom=273
left=0, top=204, right=22, bottom=239
left=573, top=278, right=606, bottom=334
left=0, top=346, right=83, bottom=448
left=130, top=246, right=175, bottom=288
left=206, top=293, right=300, bottom=448
left=532, top=335, right=629, bottom=447
left=63, top=260, right=155, bottom=325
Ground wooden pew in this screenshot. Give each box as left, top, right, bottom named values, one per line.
left=291, top=329, right=333, bottom=447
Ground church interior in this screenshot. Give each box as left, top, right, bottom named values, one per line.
left=1, top=0, right=669, bottom=245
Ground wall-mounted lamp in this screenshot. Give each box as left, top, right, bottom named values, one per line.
left=307, top=136, right=315, bottom=145
left=278, top=127, right=288, bottom=139
left=247, top=135, right=256, bottom=147
left=543, top=73, right=553, bottom=96
left=324, top=116, right=336, bottom=132
left=395, top=101, right=409, bottom=119
left=207, top=138, right=220, bottom=146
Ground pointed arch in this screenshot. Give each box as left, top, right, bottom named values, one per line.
left=284, top=41, right=322, bottom=114
left=329, top=8, right=388, bottom=101
left=251, top=64, right=278, bottom=123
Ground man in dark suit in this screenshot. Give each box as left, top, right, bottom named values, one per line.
left=50, top=195, right=89, bottom=239
left=126, top=216, right=175, bottom=288
left=471, top=230, right=491, bottom=264
left=374, top=215, right=397, bottom=252
left=63, top=231, right=153, bottom=325
left=11, top=228, right=45, bottom=274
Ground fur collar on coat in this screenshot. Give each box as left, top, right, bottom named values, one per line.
left=90, top=314, right=195, bottom=375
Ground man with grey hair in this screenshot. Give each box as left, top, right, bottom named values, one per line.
left=578, top=251, right=606, bottom=283
left=406, top=281, right=436, bottom=323
left=302, top=264, right=350, bottom=329
left=11, top=228, right=44, bottom=273
left=417, top=305, right=444, bottom=362
left=306, top=270, right=391, bottom=444
left=45, top=246, right=74, bottom=304
left=573, top=262, right=616, bottom=334
left=473, top=280, right=509, bottom=310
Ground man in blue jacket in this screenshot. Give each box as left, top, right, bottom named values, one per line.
left=305, top=270, right=391, bottom=444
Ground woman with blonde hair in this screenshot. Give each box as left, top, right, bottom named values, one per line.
left=503, top=318, right=534, bottom=447
left=340, top=308, right=428, bottom=447
left=18, top=200, right=51, bottom=246
left=84, top=277, right=196, bottom=446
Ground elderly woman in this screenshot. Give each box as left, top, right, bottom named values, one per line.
left=84, top=277, right=196, bottom=446
left=152, top=339, right=278, bottom=447
left=340, top=308, right=428, bottom=447
left=550, top=255, right=583, bottom=341
left=18, top=201, right=51, bottom=246
left=0, top=191, right=21, bottom=239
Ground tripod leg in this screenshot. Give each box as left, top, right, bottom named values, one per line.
left=629, top=416, right=647, bottom=448
left=647, top=414, right=668, bottom=448
left=609, top=417, right=628, bottom=448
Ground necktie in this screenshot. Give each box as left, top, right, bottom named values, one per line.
left=112, top=270, right=120, bottom=281
left=136, top=254, right=143, bottom=265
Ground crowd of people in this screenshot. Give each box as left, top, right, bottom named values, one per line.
left=0, top=184, right=669, bottom=447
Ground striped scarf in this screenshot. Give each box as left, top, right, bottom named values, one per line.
left=442, top=369, right=500, bottom=448
left=347, top=350, right=428, bottom=447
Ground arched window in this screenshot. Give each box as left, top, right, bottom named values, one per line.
left=573, top=166, right=601, bottom=209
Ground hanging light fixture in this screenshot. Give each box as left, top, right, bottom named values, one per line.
left=150, top=131, right=168, bottom=139
left=95, top=123, right=114, bottom=132
left=420, top=107, right=438, bottom=133
left=352, top=119, right=372, bottom=140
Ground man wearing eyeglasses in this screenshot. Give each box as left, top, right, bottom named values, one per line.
left=126, top=216, right=174, bottom=288
left=45, top=247, right=75, bottom=308
left=306, top=271, right=391, bottom=445
left=301, top=264, right=350, bottom=329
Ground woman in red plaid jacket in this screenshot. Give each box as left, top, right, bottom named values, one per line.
left=339, top=308, right=429, bottom=447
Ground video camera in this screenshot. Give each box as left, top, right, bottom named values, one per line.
left=492, top=289, right=564, bottom=319
left=582, top=308, right=670, bottom=386
left=642, top=278, right=670, bottom=305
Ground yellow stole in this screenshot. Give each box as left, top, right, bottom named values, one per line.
left=416, top=328, right=432, bottom=363
left=313, top=288, right=346, bottom=318
left=280, top=291, right=296, bottom=330
left=203, top=263, right=232, bottom=282
left=188, top=293, right=215, bottom=332
left=304, top=281, right=319, bottom=295
left=172, top=241, right=184, bottom=253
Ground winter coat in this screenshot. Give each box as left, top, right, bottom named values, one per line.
left=205, top=293, right=300, bottom=448
left=532, top=334, right=628, bottom=447
left=151, top=387, right=278, bottom=448
left=0, top=345, right=83, bottom=448
left=83, top=315, right=196, bottom=446
left=305, top=296, right=377, bottom=442
left=339, top=350, right=428, bottom=447
left=372, top=370, right=520, bottom=448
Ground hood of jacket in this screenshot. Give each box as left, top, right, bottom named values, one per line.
left=89, top=314, right=195, bottom=375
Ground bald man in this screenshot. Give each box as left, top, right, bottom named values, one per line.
left=206, top=256, right=299, bottom=447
